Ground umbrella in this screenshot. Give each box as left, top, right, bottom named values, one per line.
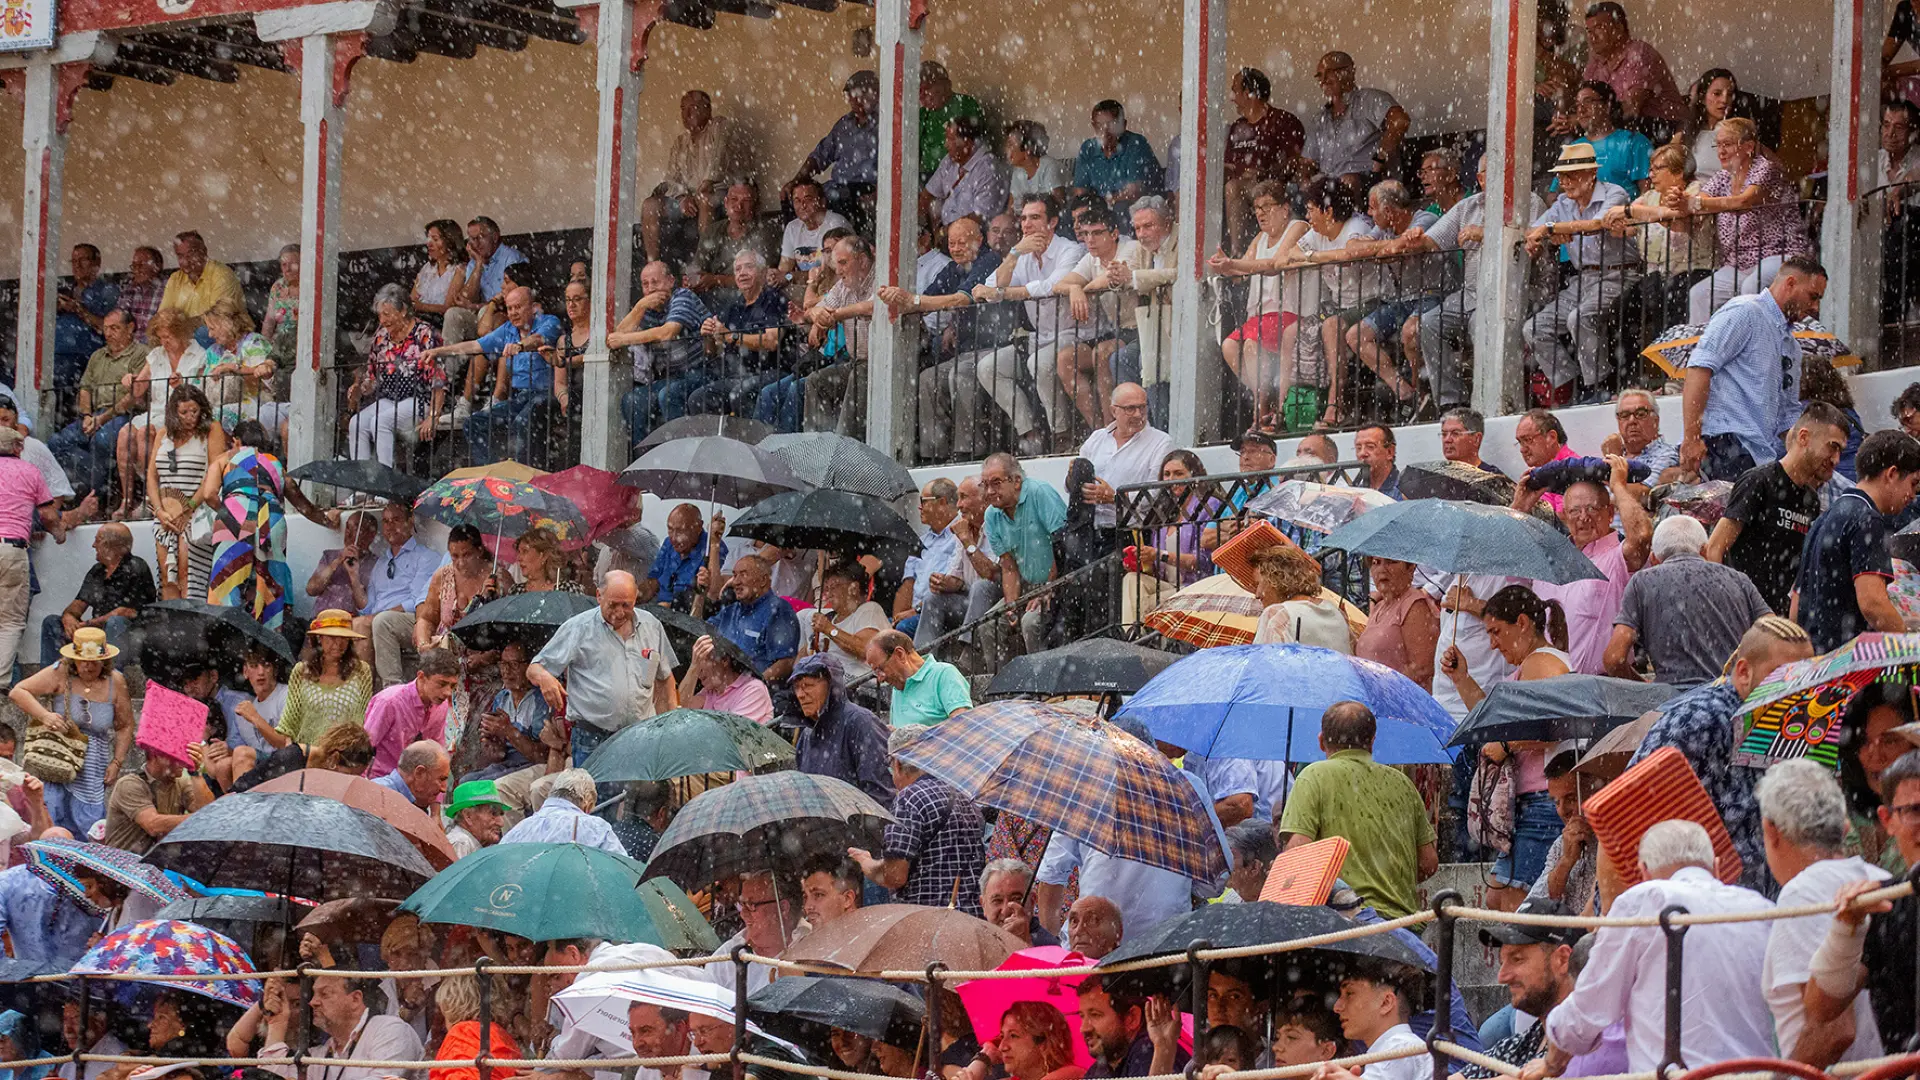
left=294, top=897, right=403, bottom=943
left=643, top=772, right=894, bottom=885
left=634, top=879, right=722, bottom=953
left=450, top=590, right=597, bottom=653
left=1398, top=461, right=1516, bottom=506
left=985, top=638, right=1178, bottom=698
left=779, top=903, right=1023, bottom=974
left=618, top=436, right=805, bottom=506
left=1651, top=480, right=1735, bottom=530
left=550, top=959, right=768, bottom=1053
left=416, top=476, right=590, bottom=545
left=728, top=488, right=922, bottom=559
left=1524, top=457, right=1652, bottom=494
left=444, top=461, right=548, bottom=483
left=1142, top=576, right=1367, bottom=651
left=1245, top=480, right=1397, bottom=534
left=152, top=894, right=298, bottom=928
left=1098, top=901, right=1432, bottom=975
left=748, top=975, right=926, bottom=1047
left=252, top=770, right=459, bottom=870
left=650, top=607, right=758, bottom=675
left=580, top=708, right=796, bottom=783
left=286, top=459, right=430, bottom=504
left=954, top=947, right=1099, bottom=1070
left=1450, top=674, right=1678, bottom=747
left=895, top=700, right=1228, bottom=881
left=1894, top=523, right=1920, bottom=567
left=1576, top=711, right=1660, bottom=780
left=1734, top=633, right=1920, bottom=767
left=131, top=600, right=296, bottom=682
left=1642, top=316, right=1851, bottom=377
left=71, top=919, right=261, bottom=1010
left=1116, top=644, right=1457, bottom=765
left=635, top=414, right=775, bottom=451
left=1321, top=499, right=1604, bottom=584
left=23, top=839, right=191, bottom=917
left=399, top=841, right=699, bottom=946
left=145, top=791, right=437, bottom=902
left=759, top=432, right=918, bottom=503
left=533, top=465, right=640, bottom=545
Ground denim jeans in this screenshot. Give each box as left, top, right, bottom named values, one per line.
left=42, top=613, right=132, bottom=667
left=653, top=370, right=714, bottom=426
left=49, top=414, right=127, bottom=499
left=571, top=719, right=615, bottom=767
left=44, top=783, right=106, bottom=838
left=465, top=388, right=553, bottom=464
left=755, top=375, right=805, bottom=433
left=1490, top=790, right=1564, bottom=888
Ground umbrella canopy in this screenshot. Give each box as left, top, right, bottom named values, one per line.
left=416, top=476, right=590, bottom=544
left=953, top=947, right=1098, bottom=1070
left=1142, top=573, right=1263, bottom=649
left=1450, top=674, right=1678, bottom=747
left=643, top=772, right=894, bottom=885
left=730, top=489, right=923, bottom=559
left=985, top=638, right=1178, bottom=698
left=779, top=903, right=1023, bottom=974
left=252, top=770, right=459, bottom=870
left=1245, top=480, right=1397, bottom=534
left=399, top=841, right=697, bottom=946
left=550, top=960, right=758, bottom=1054
left=635, top=414, right=775, bottom=451
left=1099, top=901, right=1432, bottom=974
left=1576, top=711, right=1660, bottom=781
left=634, top=879, right=722, bottom=953
left=444, top=461, right=548, bottom=483
left=72, top=918, right=261, bottom=1010
left=532, top=465, right=641, bottom=545
left=145, top=792, right=437, bottom=901
left=580, top=708, right=796, bottom=783
left=450, top=590, right=597, bottom=654
left=650, top=607, right=758, bottom=675
left=1321, top=499, right=1604, bottom=584
left=286, top=459, right=430, bottom=504
left=759, top=432, right=918, bottom=503
left=1397, top=461, right=1516, bottom=506
left=153, top=894, right=297, bottom=926
left=618, top=436, right=805, bottom=505
left=132, top=600, right=296, bottom=683
left=1117, top=644, right=1457, bottom=764
left=294, top=897, right=403, bottom=944
left=1642, top=316, right=1850, bottom=377
left=24, top=839, right=191, bottom=916
left=748, top=975, right=926, bottom=1047
left=895, top=700, right=1228, bottom=881
left=1734, top=633, right=1920, bottom=767
left=1649, top=480, right=1736, bottom=530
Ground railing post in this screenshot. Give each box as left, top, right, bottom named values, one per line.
left=1823, top=0, right=1886, bottom=365
left=1169, top=0, right=1227, bottom=447
left=476, top=957, right=493, bottom=1080
left=1474, top=0, right=1536, bottom=419
left=1657, top=905, right=1689, bottom=1078
left=925, top=963, right=946, bottom=1080
left=730, top=944, right=749, bottom=1080
left=1185, top=940, right=1211, bottom=1079
left=1427, top=890, right=1461, bottom=1080
left=1908, top=865, right=1920, bottom=1051
left=294, top=962, right=314, bottom=1080
left=74, top=975, right=90, bottom=1079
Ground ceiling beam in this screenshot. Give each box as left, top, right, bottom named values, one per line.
left=137, top=29, right=292, bottom=71
left=94, top=60, right=178, bottom=85
left=114, top=41, right=242, bottom=82
left=414, top=8, right=527, bottom=51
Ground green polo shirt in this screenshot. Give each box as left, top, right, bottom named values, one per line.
left=1277, top=748, right=1435, bottom=919
left=890, top=657, right=972, bottom=727
left=984, top=480, right=1067, bottom=586
left=78, top=341, right=149, bottom=415
left=920, top=93, right=984, bottom=180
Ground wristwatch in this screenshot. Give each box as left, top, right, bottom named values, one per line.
left=965, top=544, right=979, bottom=555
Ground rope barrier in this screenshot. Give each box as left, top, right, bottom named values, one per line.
left=1439, top=880, right=1914, bottom=930
left=1429, top=1040, right=1524, bottom=1077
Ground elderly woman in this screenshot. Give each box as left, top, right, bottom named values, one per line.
left=348, top=284, right=446, bottom=466
left=1684, top=117, right=1809, bottom=322
left=1354, top=557, right=1440, bottom=689
left=202, top=296, right=286, bottom=438
left=1251, top=543, right=1350, bottom=652
left=115, top=307, right=208, bottom=520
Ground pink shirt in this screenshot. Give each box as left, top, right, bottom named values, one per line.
left=1583, top=39, right=1687, bottom=132
left=0, top=455, right=51, bottom=540
left=363, top=679, right=450, bottom=778
left=1532, top=531, right=1632, bottom=676
left=701, top=672, right=774, bottom=725
left=1531, top=443, right=1582, bottom=513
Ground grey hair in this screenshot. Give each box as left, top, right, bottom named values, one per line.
left=887, top=724, right=927, bottom=759
left=1130, top=195, right=1173, bottom=225
left=1422, top=146, right=1463, bottom=175
left=1369, top=179, right=1417, bottom=213
left=397, top=740, right=447, bottom=774
left=925, top=477, right=958, bottom=505
left=373, top=283, right=411, bottom=315
left=1637, top=819, right=1716, bottom=876
left=979, top=857, right=1033, bottom=897
left=1439, top=406, right=1484, bottom=434
left=1755, top=758, right=1848, bottom=854
left=551, top=768, right=598, bottom=810
left=1650, top=515, right=1708, bottom=562
left=1616, top=387, right=1657, bottom=411
left=1007, top=119, right=1050, bottom=157
left=982, top=451, right=1024, bottom=478
left=1882, top=750, right=1920, bottom=806
left=732, top=248, right=768, bottom=272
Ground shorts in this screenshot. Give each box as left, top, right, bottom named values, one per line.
left=1489, top=790, right=1564, bottom=888
left=1333, top=298, right=1387, bottom=328
left=1226, top=310, right=1297, bottom=349
left=1361, top=297, right=1441, bottom=337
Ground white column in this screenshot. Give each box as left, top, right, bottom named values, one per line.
left=1473, top=0, right=1537, bottom=417
left=1824, top=0, right=1886, bottom=363
left=1169, top=0, right=1226, bottom=447
left=14, top=56, right=63, bottom=417
left=287, top=34, right=351, bottom=470
left=866, top=0, right=922, bottom=460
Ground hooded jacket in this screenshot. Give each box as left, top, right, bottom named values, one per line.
left=789, top=654, right=896, bottom=805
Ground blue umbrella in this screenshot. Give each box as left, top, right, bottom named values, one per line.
left=1116, top=644, right=1457, bottom=764
left=1320, top=499, right=1603, bottom=584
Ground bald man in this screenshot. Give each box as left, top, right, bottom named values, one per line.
left=529, top=571, right=681, bottom=765
left=44, top=521, right=153, bottom=665
left=1078, top=383, right=1173, bottom=532
left=433, top=286, right=567, bottom=465
left=641, top=503, right=724, bottom=608
left=372, top=740, right=451, bottom=813
left=1065, top=895, right=1124, bottom=959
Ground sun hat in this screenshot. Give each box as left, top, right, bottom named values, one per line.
left=308, top=609, right=366, bottom=639
left=1547, top=142, right=1601, bottom=174
left=59, top=626, right=119, bottom=662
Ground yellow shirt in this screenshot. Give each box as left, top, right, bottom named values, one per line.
left=158, top=261, right=244, bottom=318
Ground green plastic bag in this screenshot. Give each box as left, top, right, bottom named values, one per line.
left=1281, top=385, right=1325, bottom=433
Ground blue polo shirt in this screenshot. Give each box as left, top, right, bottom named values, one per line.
left=647, top=533, right=725, bottom=607
left=471, top=243, right=527, bottom=302
left=1795, top=488, right=1896, bottom=653
left=1073, top=131, right=1162, bottom=198
left=55, top=278, right=118, bottom=359
left=478, top=313, right=567, bottom=390
left=984, top=480, right=1068, bottom=585
left=707, top=590, right=802, bottom=672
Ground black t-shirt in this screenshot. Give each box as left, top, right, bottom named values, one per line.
left=76, top=554, right=157, bottom=618
left=1867, top=892, right=1917, bottom=1051
left=1796, top=489, right=1896, bottom=652
left=1722, top=461, right=1822, bottom=615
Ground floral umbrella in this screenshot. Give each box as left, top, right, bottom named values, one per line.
left=1733, top=633, right=1920, bottom=767
left=24, top=839, right=191, bottom=917
left=70, top=918, right=261, bottom=1009
left=415, top=476, right=589, bottom=545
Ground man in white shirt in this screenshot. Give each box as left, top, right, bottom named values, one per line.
left=1523, top=820, right=1774, bottom=1080
left=261, top=977, right=424, bottom=1080
left=643, top=89, right=751, bottom=264
left=549, top=941, right=712, bottom=1080
left=1318, top=969, right=1432, bottom=1080
left=709, top=869, right=800, bottom=998
left=973, top=195, right=1090, bottom=456
left=56, top=995, right=127, bottom=1080
left=1756, top=759, right=1888, bottom=1066
left=1078, top=382, right=1173, bottom=533
left=924, top=115, right=1009, bottom=227
left=777, top=180, right=853, bottom=281
left=499, top=768, right=627, bottom=855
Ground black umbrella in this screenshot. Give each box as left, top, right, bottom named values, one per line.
left=1321, top=499, right=1602, bottom=584
left=748, top=975, right=925, bottom=1048
left=1398, top=460, right=1515, bottom=505
left=641, top=772, right=894, bottom=885
left=144, top=792, right=437, bottom=902
left=153, top=894, right=297, bottom=927
left=1097, top=901, right=1433, bottom=1001
left=985, top=638, right=1177, bottom=698
left=1449, top=674, right=1678, bottom=747
left=132, top=600, right=296, bottom=684
left=760, top=433, right=918, bottom=503
left=649, top=607, right=758, bottom=676
left=450, top=591, right=597, bottom=653
left=730, top=489, right=922, bottom=559
left=635, top=414, right=775, bottom=452
left=618, top=436, right=805, bottom=506
left=286, top=459, right=430, bottom=504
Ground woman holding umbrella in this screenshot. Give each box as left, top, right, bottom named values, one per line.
left=805, top=562, right=891, bottom=685
left=956, top=1002, right=1083, bottom=1080
left=9, top=628, right=130, bottom=837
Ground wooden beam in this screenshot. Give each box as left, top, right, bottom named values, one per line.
left=115, top=41, right=242, bottom=82
left=414, top=9, right=526, bottom=51
left=416, top=0, right=585, bottom=43
left=364, top=28, right=420, bottom=61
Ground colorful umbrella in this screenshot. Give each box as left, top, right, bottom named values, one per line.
left=71, top=919, right=261, bottom=1009
left=24, top=839, right=190, bottom=917
left=954, top=947, right=1099, bottom=1069
left=893, top=700, right=1229, bottom=882
left=1734, top=633, right=1920, bottom=767
left=415, top=476, right=589, bottom=544
left=643, top=772, right=894, bottom=885
left=580, top=708, right=796, bottom=783
left=1245, top=480, right=1396, bottom=535
left=252, top=770, right=459, bottom=870
left=1642, top=316, right=1852, bottom=377
left=399, top=841, right=709, bottom=947
left=533, top=465, right=640, bottom=546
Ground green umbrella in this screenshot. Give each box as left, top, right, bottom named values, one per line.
left=580, top=708, right=796, bottom=783
left=398, top=842, right=690, bottom=945
left=635, top=878, right=721, bottom=953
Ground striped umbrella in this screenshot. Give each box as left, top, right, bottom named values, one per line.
left=24, top=839, right=191, bottom=917
left=893, top=700, right=1228, bottom=882
left=1734, top=632, right=1920, bottom=767
left=71, top=919, right=261, bottom=1009
left=1144, top=574, right=1366, bottom=649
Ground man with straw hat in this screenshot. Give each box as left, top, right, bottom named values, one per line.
left=1522, top=141, right=1641, bottom=405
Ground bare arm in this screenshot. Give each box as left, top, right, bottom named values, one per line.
left=1603, top=625, right=1643, bottom=681
left=1703, top=516, right=1742, bottom=563
left=1857, top=575, right=1905, bottom=633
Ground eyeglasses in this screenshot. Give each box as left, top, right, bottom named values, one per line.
left=1113, top=403, right=1147, bottom=413
left=1616, top=407, right=1654, bottom=420
left=387, top=558, right=398, bottom=580
left=737, top=896, right=782, bottom=914
left=1888, top=803, right=1920, bottom=821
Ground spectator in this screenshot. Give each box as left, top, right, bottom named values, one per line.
left=1417, top=146, right=1467, bottom=215
left=1802, top=359, right=1867, bottom=485
left=1568, top=83, right=1653, bottom=191
left=866, top=628, right=971, bottom=727
left=1066, top=896, right=1124, bottom=959
left=678, top=634, right=773, bottom=725
left=358, top=502, right=441, bottom=689
left=918, top=61, right=984, bottom=183
left=611, top=262, right=714, bottom=449
left=1580, top=1, right=1687, bottom=134
left=49, top=309, right=144, bottom=504
left=500, top=768, right=626, bottom=855
left=1280, top=176, right=1382, bottom=430
left=53, top=243, right=118, bottom=420
left=1894, top=382, right=1920, bottom=441
left=981, top=858, right=1057, bottom=946
left=794, top=71, right=880, bottom=222
left=211, top=643, right=288, bottom=773
left=1703, top=403, right=1848, bottom=614
left=1524, top=143, right=1641, bottom=402
left=1178, top=736, right=1290, bottom=830
left=0, top=428, right=54, bottom=682
left=1056, top=208, right=1147, bottom=431
left=10, top=627, right=129, bottom=838
left=1598, top=388, right=1678, bottom=477
left=888, top=217, right=1003, bottom=460
left=610, top=780, right=672, bottom=861
left=1527, top=750, right=1602, bottom=916
left=804, top=561, right=890, bottom=684
left=1073, top=975, right=1187, bottom=1079
left=370, top=740, right=451, bottom=814
left=1341, top=181, right=1447, bottom=411
left=1005, top=120, right=1070, bottom=214
left=1523, top=463, right=1654, bottom=674
left=1683, top=68, right=1751, bottom=184
left=644, top=504, right=721, bottom=609
left=980, top=452, right=1068, bottom=655
left=777, top=179, right=852, bottom=281
left=788, top=654, right=894, bottom=805
left=200, top=297, right=285, bottom=437
left=0, top=861, right=97, bottom=975
left=691, top=183, right=783, bottom=300
left=1795, top=429, right=1920, bottom=651
left=347, top=286, right=444, bottom=467
left=1318, top=969, right=1430, bottom=1080
left=1354, top=423, right=1400, bottom=498
left=530, top=571, right=679, bottom=764
left=1210, top=181, right=1301, bottom=422
left=1512, top=407, right=1579, bottom=510
left=642, top=89, right=751, bottom=265
left=1462, top=900, right=1581, bottom=1076
left=802, top=236, right=877, bottom=437
left=454, top=216, right=527, bottom=319
left=115, top=307, right=210, bottom=522
left=1882, top=101, right=1920, bottom=322
left=1631, top=615, right=1815, bottom=894
left=1301, top=52, right=1410, bottom=186
left=1687, top=119, right=1812, bottom=323
left=893, top=478, right=967, bottom=644
left=1077, top=383, right=1172, bottom=534
left=1355, top=557, right=1439, bottom=690
left=434, top=287, right=565, bottom=466
left=1074, top=100, right=1162, bottom=206
left=799, top=852, right=863, bottom=931
left=703, top=555, right=800, bottom=682
left=1606, top=143, right=1716, bottom=348
left=1438, top=407, right=1500, bottom=472
left=55, top=991, right=128, bottom=1080
left=973, top=197, right=1091, bottom=456
left=849, top=725, right=986, bottom=915
left=1224, top=68, right=1305, bottom=250
left=40, top=523, right=151, bottom=665
left=1221, top=821, right=1278, bottom=902
left=1279, top=702, right=1437, bottom=918
left=1252, top=544, right=1351, bottom=651
left=412, top=219, right=471, bottom=340
left=276, top=611, right=375, bottom=746
left=1606, top=515, right=1771, bottom=686
left=925, top=116, right=1009, bottom=228
left=686, top=251, right=788, bottom=418
left=258, top=977, right=423, bottom=1080
left=115, top=246, right=165, bottom=338
left=363, top=649, right=460, bottom=779
left=142, top=385, right=221, bottom=600
left=1121, top=197, right=1179, bottom=423
left=102, top=743, right=203, bottom=855
left=461, top=641, right=554, bottom=786
left=1120, top=450, right=1222, bottom=625
left=712, top=869, right=802, bottom=996
left=158, top=231, right=245, bottom=322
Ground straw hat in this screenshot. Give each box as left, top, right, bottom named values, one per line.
left=59, top=627, right=119, bottom=662
left=308, top=609, right=366, bottom=639
left=1547, top=142, right=1601, bottom=173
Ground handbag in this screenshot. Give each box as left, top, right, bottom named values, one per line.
left=21, top=693, right=89, bottom=786
left=1466, top=752, right=1517, bottom=857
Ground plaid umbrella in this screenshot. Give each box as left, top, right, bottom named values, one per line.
left=71, top=919, right=261, bottom=1009
left=894, top=700, right=1228, bottom=881
left=24, top=839, right=190, bottom=917
left=1143, top=573, right=1264, bottom=648
left=1245, top=480, right=1396, bottom=534
left=416, top=477, right=589, bottom=544
left=642, top=772, right=895, bottom=885
left=1733, top=633, right=1920, bottom=767
left=759, top=432, right=918, bottom=503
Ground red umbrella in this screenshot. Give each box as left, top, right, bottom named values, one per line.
left=534, top=465, right=640, bottom=546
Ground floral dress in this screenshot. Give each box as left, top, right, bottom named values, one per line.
left=206, top=332, right=281, bottom=432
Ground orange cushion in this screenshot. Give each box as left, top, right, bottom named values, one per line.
left=1212, top=520, right=1302, bottom=593
left=1583, top=746, right=1742, bottom=889
left=1260, top=836, right=1350, bottom=905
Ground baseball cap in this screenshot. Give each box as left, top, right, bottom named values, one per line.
left=1231, top=430, right=1279, bottom=454
left=1477, top=897, right=1583, bottom=948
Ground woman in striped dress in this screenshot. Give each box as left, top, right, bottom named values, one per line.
left=199, top=420, right=292, bottom=631
left=144, top=384, right=224, bottom=599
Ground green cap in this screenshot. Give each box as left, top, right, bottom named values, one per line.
left=445, top=779, right=511, bottom=818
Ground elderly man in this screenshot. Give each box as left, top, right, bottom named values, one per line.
left=925, top=116, right=1008, bottom=227
left=1341, top=182, right=1446, bottom=405
left=53, top=243, right=118, bottom=423
left=686, top=250, right=787, bottom=417
left=454, top=217, right=528, bottom=328
left=1580, top=1, right=1686, bottom=132
left=704, top=554, right=800, bottom=682
left=1795, top=429, right=1920, bottom=652
left=501, top=768, right=626, bottom=854
left=1073, top=100, right=1161, bottom=205
left=789, top=654, right=894, bottom=804
left=712, top=870, right=802, bottom=995
left=642, top=89, right=751, bottom=264
left=256, top=977, right=424, bottom=1080
left=1524, top=143, right=1641, bottom=402
left=918, top=61, right=984, bottom=180
left=103, top=744, right=203, bottom=855
left=1120, top=196, right=1178, bottom=423
left=1436, top=407, right=1499, bottom=473
left=888, top=216, right=1003, bottom=460
left=777, top=179, right=852, bottom=284
left=444, top=779, right=510, bottom=859
left=462, top=641, right=555, bottom=788
left=0, top=428, right=58, bottom=684
left=1600, top=388, right=1677, bottom=478
left=866, top=629, right=971, bottom=727
left=644, top=503, right=722, bottom=609
left=1353, top=424, right=1401, bottom=499
left=799, top=853, right=862, bottom=930
left=357, top=502, right=442, bottom=689
left=892, top=478, right=967, bottom=647
left=1224, top=67, right=1305, bottom=250
left=612, top=262, right=714, bottom=447
left=371, top=740, right=451, bottom=814
left=41, top=523, right=151, bottom=665
left=1606, top=516, right=1769, bottom=687
left=434, top=286, right=566, bottom=465
left=364, top=649, right=460, bottom=778
left=50, top=308, right=144, bottom=501
left=976, top=196, right=1091, bottom=454
left=1510, top=408, right=1580, bottom=510
left=1280, top=702, right=1437, bottom=918
left=1065, top=895, right=1125, bottom=959
left=1520, top=459, right=1652, bottom=675
left=850, top=725, right=987, bottom=914
left=795, top=70, right=880, bottom=220
left=1679, top=255, right=1829, bottom=480
left=1300, top=52, right=1410, bottom=186
left=158, top=230, right=244, bottom=320
left=980, top=452, right=1067, bottom=656
left=981, top=858, right=1058, bottom=946
left=1522, top=821, right=1774, bottom=1080
left=1704, top=403, right=1848, bottom=615
left=691, top=184, right=784, bottom=295
left=1080, top=383, right=1174, bottom=533
left=530, top=571, right=680, bottom=765
left=626, top=1000, right=696, bottom=1080
left=802, top=236, right=878, bottom=437
left=116, top=246, right=165, bottom=336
